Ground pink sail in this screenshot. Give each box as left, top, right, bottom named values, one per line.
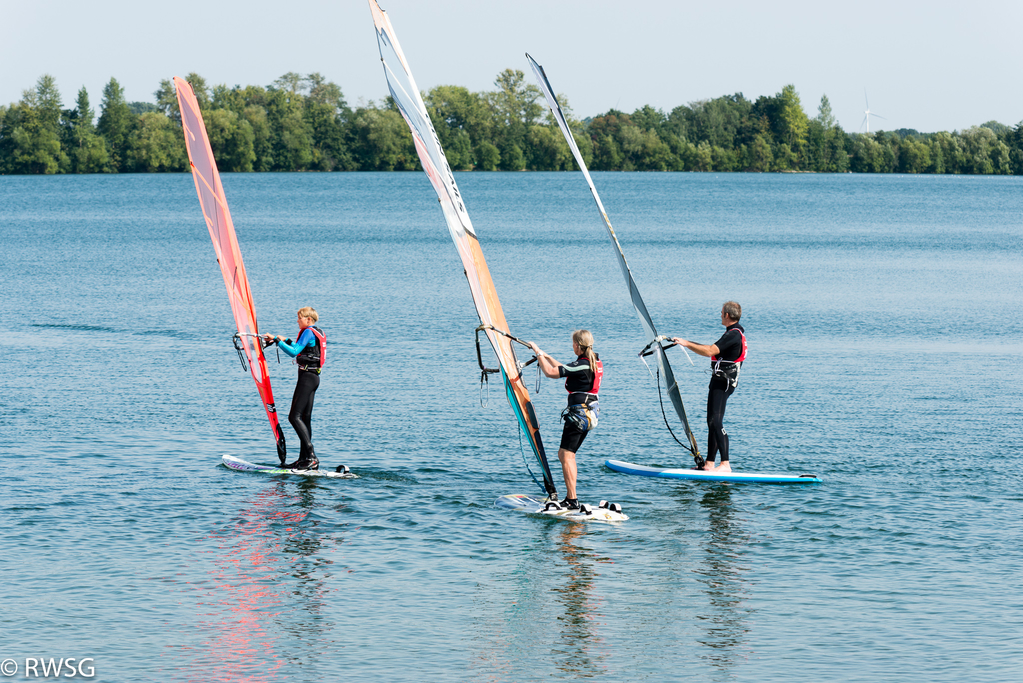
left=174, top=77, right=286, bottom=461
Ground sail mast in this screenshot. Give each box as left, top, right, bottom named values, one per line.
left=369, top=1, right=558, bottom=496
left=525, top=54, right=702, bottom=462
left=174, top=77, right=287, bottom=462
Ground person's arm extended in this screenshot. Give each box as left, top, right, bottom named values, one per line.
left=268, top=329, right=314, bottom=358
left=671, top=337, right=719, bottom=358
left=528, top=342, right=563, bottom=379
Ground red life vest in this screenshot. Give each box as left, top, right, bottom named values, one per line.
left=566, top=356, right=603, bottom=398
left=711, top=327, right=746, bottom=386
left=295, top=326, right=326, bottom=368
left=590, top=358, right=603, bottom=395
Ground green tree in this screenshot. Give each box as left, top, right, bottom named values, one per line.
left=184, top=73, right=211, bottom=111
left=898, top=137, right=930, bottom=173
left=927, top=137, right=944, bottom=174
left=206, top=108, right=255, bottom=172
left=526, top=124, right=570, bottom=170
left=350, top=105, right=417, bottom=171
left=125, top=112, right=186, bottom=172
left=273, top=72, right=305, bottom=95
left=277, top=106, right=314, bottom=170
left=0, top=76, right=69, bottom=174
left=960, top=127, right=996, bottom=174
left=672, top=94, right=753, bottom=150
left=475, top=140, right=500, bottom=171
left=1, top=104, right=61, bottom=174
left=711, top=145, right=738, bottom=172
left=850, top=134, right=886, bottom=173
left=303, top=73, right=354, bottom=171
left=487, top=69, right=541, bottom=164
left=426, top=84, right=492, bottom=169
left=747, top=134, right=773, bottom=171
left=63, top=87, right=109, bottom=173
left=499, top=141, right=526, bottom=171
left=242, top=104, right=273, bottom=171
left=1008, top=121, right=1023, bottom=175
left=536, top=92, right=593, bottom=169
left=34, top=74, right=64, bottom=135
left=154, top=78, right=179, bottom=121
left=808, top=94, right=846, bottom=172
left=589, top=110, right=634, bottom=170
left=687, top=141, right=714, bottom=171
left=773, top=142, right=796, bottom=171
left=775, top=85, right=809, bottom=168
left=991, top=139, right=1012, bottom=174
left=591, top=133, right=623, bottom=170
left=97, top=78, right=134, bottom=171
left=262, top=84, right=313, bottom=171
left=931, top=131, right=964, bottom=174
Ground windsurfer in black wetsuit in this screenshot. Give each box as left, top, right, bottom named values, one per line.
left=672, top=301, right=747, bottom=473
left=528, top=330, right=603, bottom=510
left=264, top=307, right=326, bottom=470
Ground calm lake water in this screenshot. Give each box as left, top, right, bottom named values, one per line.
left=1, top=171, right=1021, bottom=682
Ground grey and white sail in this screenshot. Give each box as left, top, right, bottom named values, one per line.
left=526, top=53, right=701, bottom=462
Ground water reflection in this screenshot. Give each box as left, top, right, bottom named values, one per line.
left=186, top=477, right=346, bottom=682
left=549, top=523, right=609, bottom=678
left=470, top=520, right=611, bottom=680
left=691, top=485, right=754, bottom=670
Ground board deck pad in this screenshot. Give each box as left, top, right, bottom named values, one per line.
left=605, top=459, right=821, bottom=484
left=222, top=455, right=358, bottom=479
left=495, top=493, right=629, bottom=522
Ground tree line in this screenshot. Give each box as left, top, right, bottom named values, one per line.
left=2, top=71, right=1022, bottom=175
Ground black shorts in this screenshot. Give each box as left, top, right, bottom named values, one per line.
left=560, top=421, right=589, bottom=453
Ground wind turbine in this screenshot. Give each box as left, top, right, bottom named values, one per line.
left=861, top=90, right=886, bottom=133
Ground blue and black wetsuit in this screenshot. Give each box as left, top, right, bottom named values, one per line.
left=277, top=327, right=324, bottom=459
left=706, top=324, right=746, bottom=466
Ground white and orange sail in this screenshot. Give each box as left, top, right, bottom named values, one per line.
left=368, top=1, right=558, bottom=497
left=174, top=77, right=287, bottom=462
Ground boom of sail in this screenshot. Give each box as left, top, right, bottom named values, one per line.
left=369, top=1, right=558, bottom=496
left=174, top=76, right=287, bottom=462
left=525, top=54, right=703, bottom=465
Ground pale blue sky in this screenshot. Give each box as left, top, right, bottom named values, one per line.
left=3, top=0, right=1021, bottom=133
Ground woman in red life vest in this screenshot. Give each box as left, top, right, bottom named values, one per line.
left=528, top=330, right=603, bottom=510
left=264, top=306, right=326, bottom=470
left=672, top=301, right=746, bottom=473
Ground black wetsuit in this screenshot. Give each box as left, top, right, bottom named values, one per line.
left=706, top=324, right=745, bottom=465
left=290, top=370, right=319, bottom=458
left=558, top=354, right=601, bottom=453
left=278, top=327, right=324, bottom=459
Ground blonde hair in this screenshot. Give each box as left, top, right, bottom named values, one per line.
left=572, top=329, right=597, bottom=371
left=297, top=306, right=318, bottom=323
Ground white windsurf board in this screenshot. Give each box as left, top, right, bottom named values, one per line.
left=222, top=454, right=358, bottom=479
left=495, top=493, right=628, bottom=522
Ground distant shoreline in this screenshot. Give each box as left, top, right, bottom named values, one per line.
left=3, top=72, right=1020, bottom=176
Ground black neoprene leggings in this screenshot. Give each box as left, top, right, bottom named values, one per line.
left=289, top=370, right=320, bottom=453
left=706, top=377, right=735, bottom=463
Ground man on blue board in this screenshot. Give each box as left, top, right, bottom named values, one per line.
left=264, top=307, right=326, bottom=471
left=672, top=301, right=746, bottom=473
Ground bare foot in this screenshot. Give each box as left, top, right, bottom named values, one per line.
left=715, top=462, right=732, bottom=473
